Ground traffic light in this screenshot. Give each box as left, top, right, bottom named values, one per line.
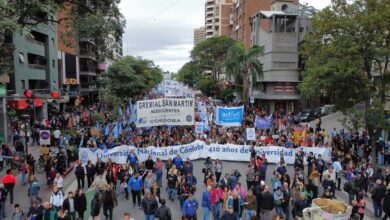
left=50, top=90, right=60, bottom=99
left=23, top=90, right=33, bottom=98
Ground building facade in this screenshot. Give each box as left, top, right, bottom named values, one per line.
left=250, top=0, right=311, bottom=113
left=205, top=0, right=233, bottom=38
left=194, top=27, right=206, bottom=45
left=8, top=18, right=59, bottom=119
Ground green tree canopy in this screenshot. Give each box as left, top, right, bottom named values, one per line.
left=190, top=36, right=236, bottom=82
left=225, top=43, right=263, bottom=105
left=176, top=61, right=202, bottom=87
left=104, top=56, right=163, bottom=98
left=300, top=0, right=390, bottom=162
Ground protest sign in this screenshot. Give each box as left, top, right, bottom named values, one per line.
left=215, top=106, right=244, bottom=127
left=246, top=128, right=256, bottom=141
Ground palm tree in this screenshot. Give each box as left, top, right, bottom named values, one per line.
left=225, top=42, right=263, bottom=106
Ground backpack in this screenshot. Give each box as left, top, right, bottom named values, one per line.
left=343, top=182, right=350, bottom=193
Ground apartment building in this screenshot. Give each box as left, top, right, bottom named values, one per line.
left=205, top=0, right=233, bottom=38
left=194, top=27, right=206, bottom=45
left=250, top=0, right=312, bottom=113
left=8, top=17, right=59, bottom=119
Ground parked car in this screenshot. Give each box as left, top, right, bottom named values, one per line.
left=314, top=107, right=323, bottom=118
left=298, top=109, right=316, bottom=122
left=321, top=105, right=336, bottom=116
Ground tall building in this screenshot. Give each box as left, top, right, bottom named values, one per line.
left=194, top=27, right=206, bottom=45
left=231, top=0, right=299, bottom=50
left=250, top=0, right=311, bottom=113
left=57, top=9, right=79, bottom=110
left=205, top=0, right=233, bottom=38
left=8, top=17, right=59, bottom=119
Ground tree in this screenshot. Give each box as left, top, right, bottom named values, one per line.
left=190, top=36, right=236, bottom=82
left=104, top=56, right=163, bottom=98
left=300, top=0, right=390, bottom=163
left=0, top=0, right=125, bottom=75
left=176, top=61, right=202, bottom=87
left=225, top=43, right=263, bottom=106
left=196, top=77, right=216, bottom=97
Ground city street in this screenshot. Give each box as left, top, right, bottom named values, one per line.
left=2, top=113, right=378, bottom=219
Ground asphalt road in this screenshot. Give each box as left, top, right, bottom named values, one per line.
left=3, top=112, right=376, bottom=220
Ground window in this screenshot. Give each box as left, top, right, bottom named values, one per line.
left=19, top=53, right=25, bottom=63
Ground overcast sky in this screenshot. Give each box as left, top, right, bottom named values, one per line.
left=119, top=0, right=332, bottom=73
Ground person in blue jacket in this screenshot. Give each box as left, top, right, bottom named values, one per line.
left=127, top=150, right=138, bottom=170
left=173, top=154, right=184, bottom=171
left=182, top=194, right=199, bottom=220
left=201, top=186, right=212, bottom=220
left=127, top=172, right=143, bottom=208
left=226, top=191, right=243, bottom=219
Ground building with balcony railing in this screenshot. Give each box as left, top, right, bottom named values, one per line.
left=250, top=0, right=311, bottom=113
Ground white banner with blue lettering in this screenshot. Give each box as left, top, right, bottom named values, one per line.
left=79, top=140, right=331, bottom=165
left=215, top=106, right=244, bottom=127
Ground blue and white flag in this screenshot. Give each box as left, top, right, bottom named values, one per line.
left=118, top=105, right=123, bottom=117
left=113, top=122, right=119, bottom=139
left=255, top=115, right=274, bottom=129
left=215, top=106, right=244, bottom=127
left=105, top=124, right=110, bottom=136
left=79, top=133, right=84, bottom=148
left=195, top=122, right=204, bottom=134
left=126, top=103, right=131, bottom=117
left=130, top=104, right=137, bottom=123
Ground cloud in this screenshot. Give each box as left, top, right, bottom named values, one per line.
left=119, top=0, right=332, bottom=72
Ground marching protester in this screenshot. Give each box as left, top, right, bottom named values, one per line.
left=62, top=191, right=76, bottom=220
left=102, top=184, right=118, bottom=220
left=74, top=188, right=87, bottom=219
left=2, top=169, right=16, bottom=205
left=128, top=172, right=143, bottom=208
left=141, top=191, right=158, bottom=220
left=155, top=199, right=172, bottom=220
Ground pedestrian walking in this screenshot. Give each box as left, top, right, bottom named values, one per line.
left=62, top=191, right=76, bottom=220
left=226, top=191, right=243, bottom=220
left=155, top=199, right=172, bottom=220
left=74, top=162, right=85, bottom=189
left=372, top=179, right=386, bottom=218
left=28, top=176, right=42, bottom=205
left=182, top=194, right=199, bottom=220
left=102, top=184, right=118, bottom=220
left=74, top=188, right=87, bottom=219
left=42, top=201, right=58, bottom=220
left=10, top=204, right=26, bottom=220
left=2, top=169, right=16, bottom=204
left=90, top=192, right=101, bottom=220
left=260, top=186, right=274, bottom=220
left=166, top=169, right=178, bottom=201
left=244, top=190, right=256, bottom=220
left=27, top=200, right=43, bottom=220
left=127, top=172, right=143, bottom=208
left=49, top=187, right=63, bottom=210
left=0, top=184, right=7, bottom=219
left=141, top=191, right=158, bottom=220
left=86, top=160, right=95, bottom=188
left=383, top=187, right=390, bottom=220
left=201, top=186, right=212, bottom=220
left=220, top=206, right=238, bottom=220
left=293, top=193, right=309, bottom=220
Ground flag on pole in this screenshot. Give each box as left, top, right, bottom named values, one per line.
left=113, top=122, right=119, bottom=139
left=79, top=133, right=84, bottom=148
left=118, top=105, right=123, bottom=117
left=105, top=124, right=110, bottom=136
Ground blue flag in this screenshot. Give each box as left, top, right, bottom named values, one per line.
left=118, top=121, right=123, bottom=135
left=105, top=124, right=110, bottom=136
left=118, top=105, right=123, bottom=117
left=126, top=103, right=131, bottom=117
left=113, top=122, right=119, bottom=139
left=255, top=115, right=274, bottom=129
left=79, top=133, right=84, bottom=148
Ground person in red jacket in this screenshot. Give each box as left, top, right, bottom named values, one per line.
left=2, top=169, right=16, bottom=204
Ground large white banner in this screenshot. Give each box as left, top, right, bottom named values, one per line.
left=164, top=80, right=184, bottom=97
left=136, top=98, right=195, bottom=127
left=79, top=140, right=331, bottom=165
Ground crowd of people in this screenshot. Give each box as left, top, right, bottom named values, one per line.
left=1, top=93, right=390, bottom=220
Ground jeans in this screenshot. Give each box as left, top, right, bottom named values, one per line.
left=145, top=214, right=155, bottom=220
left=348, top=194, right=355, bottom=204
left=0, top=201, right=5, bottom=217
left=245, top=209, right=256, bottom=220
left=103, top=206, right=113, bottom=220
left=373, top=199, right=383, bottom=217
left=21, top=172, right=26, bottom=185
left=213, top=203, right=221, bottom=220
left=203, top=207, right=210, bottom=220
left=154, top=170, right=163, bottom=187
left=275, top=205, right=285, bottom=218
left=167, top=187, right=176, bottom=200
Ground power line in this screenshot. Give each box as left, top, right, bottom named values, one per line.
left=130, top=0, right=183, bottom=28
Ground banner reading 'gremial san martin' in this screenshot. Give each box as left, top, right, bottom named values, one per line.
left=136, top=98, right=195, bottom=127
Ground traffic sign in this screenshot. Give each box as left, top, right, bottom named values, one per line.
left=250, top=96, right=254, bottom=104
left=39, top=130, right=51, bottom=145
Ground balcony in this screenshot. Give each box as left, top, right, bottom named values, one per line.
left=28, top=63, right=46, bottom=70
